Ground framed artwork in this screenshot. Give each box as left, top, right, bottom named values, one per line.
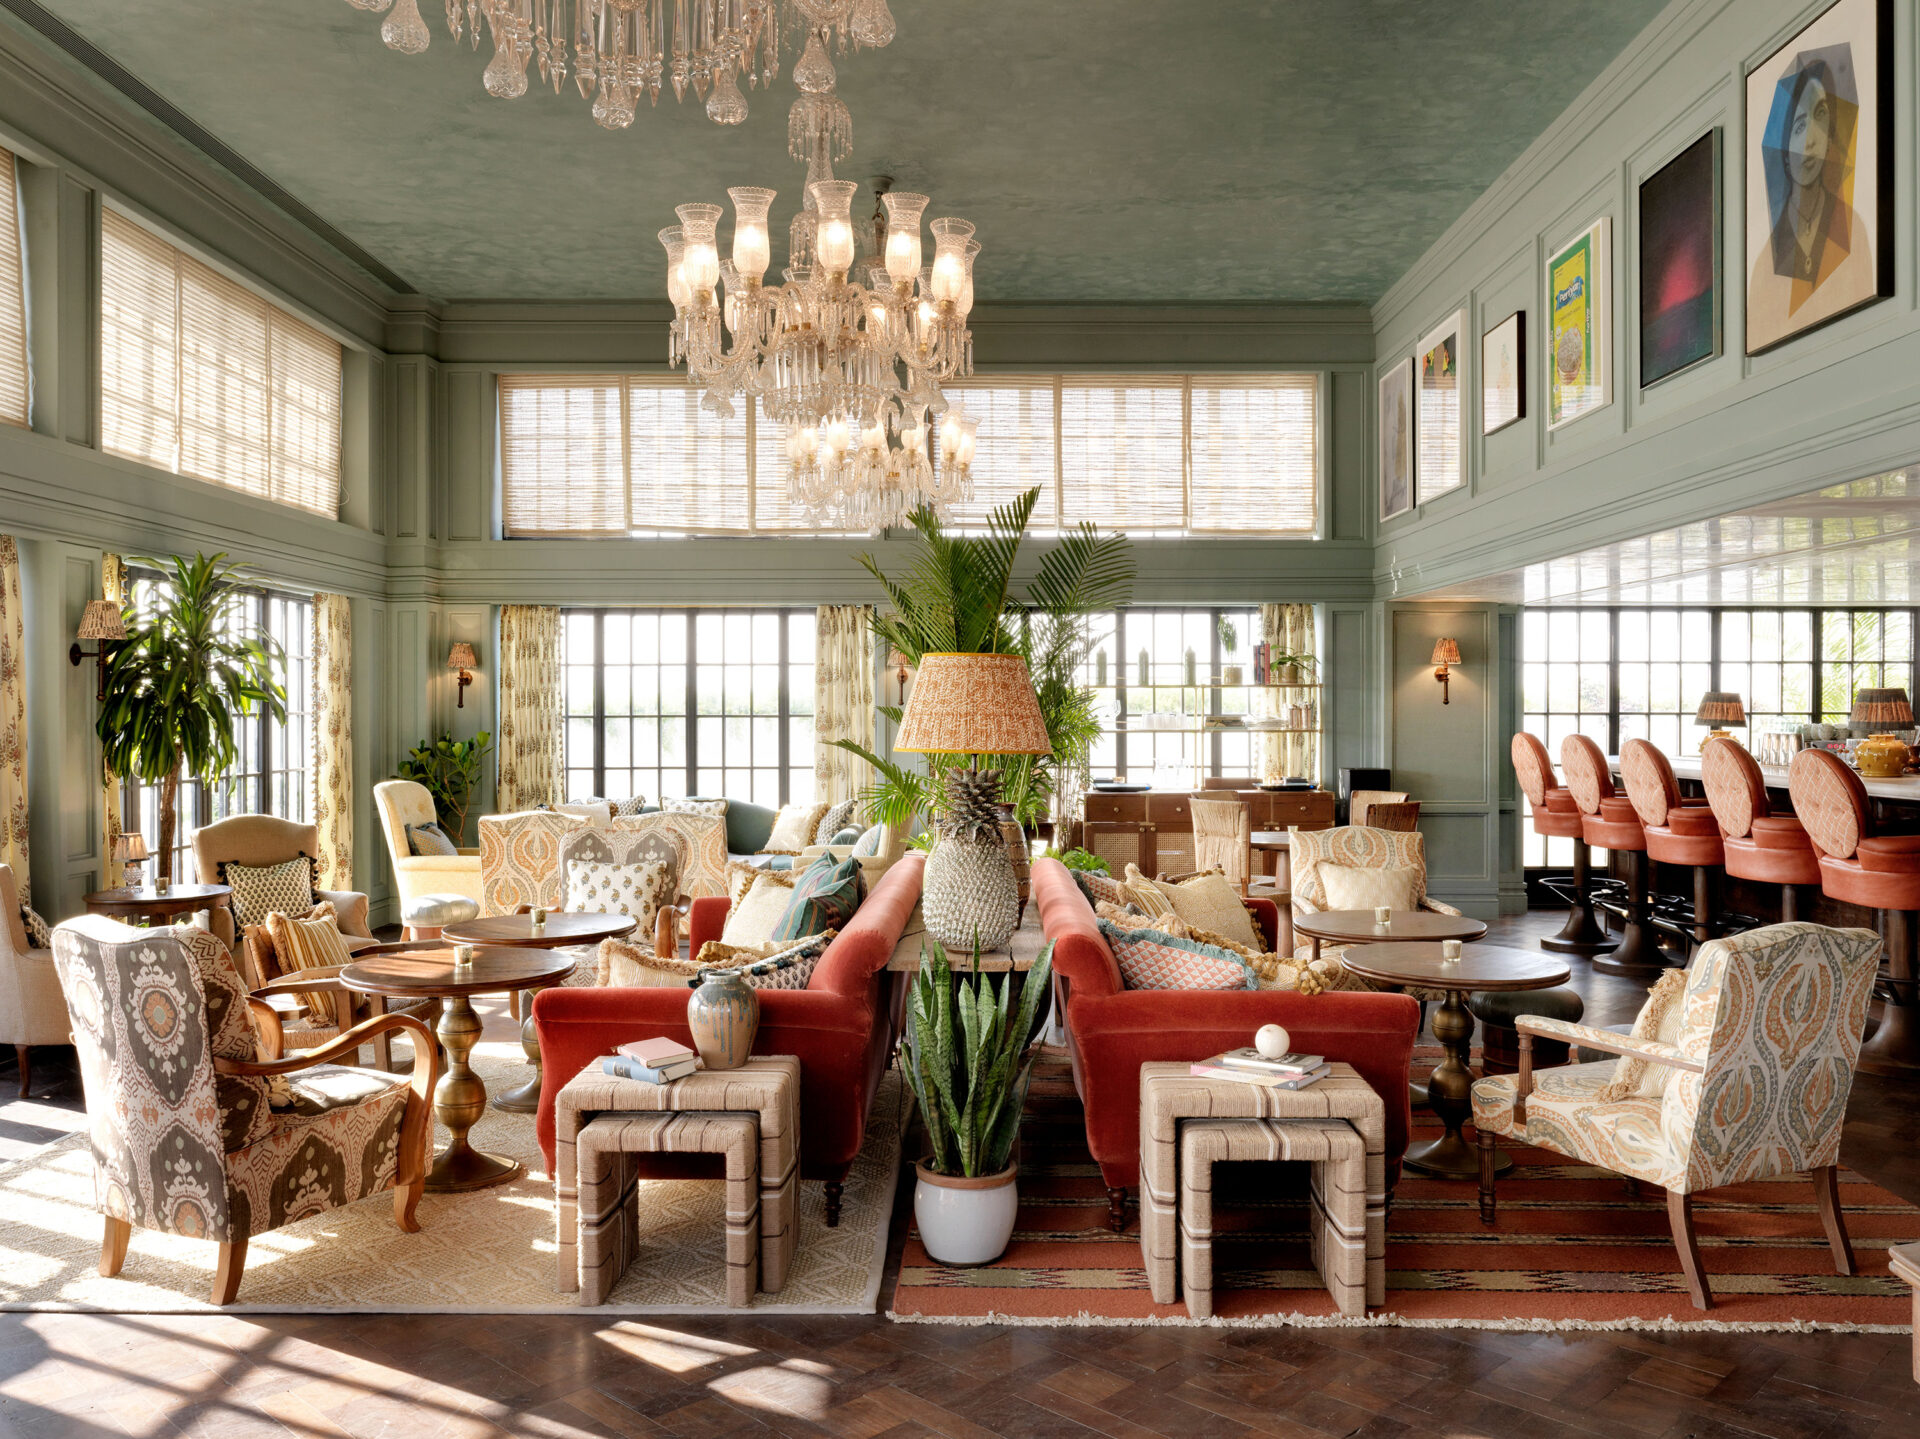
left=1743, top=0, right=1891, bottom=355
left=1546, top=217, right=1611, bottom=429
left=1415, top=310, right=1465, bottom=502
left=1378, top=357, right=1413, bottom=522
left=1639, top=129, right=1722, bottom=386
left=1481, top=311, right=1525, bottom=434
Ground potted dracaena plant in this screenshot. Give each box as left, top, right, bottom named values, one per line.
left=96, top=553, right=286, bottom=889
left=899, top=934, right=1054, bottom=1265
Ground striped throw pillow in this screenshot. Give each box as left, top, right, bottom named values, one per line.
left=770, top=853, right=863, bottom=943
left=263, top=905, right=355, bottom=1025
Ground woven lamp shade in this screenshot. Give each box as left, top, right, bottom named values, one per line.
left=894, top=652, right=1053, bottom=756
left=76, top=599, right=126, bottom=641
left=1851, top=687, right=1913, bottom=726
left=1430, top=638, right=1461, bottom=666
left=1694, top=691, right=1746, bottom=726
left=447, top=642, right=478, bottom=670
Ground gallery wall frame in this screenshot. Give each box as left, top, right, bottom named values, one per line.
left=1415, top=309, right=1466, bottom=503
left=1378, top=355, right=1414, bottom=522
left=1481, top=310, right=1525, bottom=436
left=1546, top=217, right=1612, bottom=430
left=1638, top=127, right=1723, bottom=388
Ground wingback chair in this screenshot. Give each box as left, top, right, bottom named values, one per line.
left=480, top=809, right=729, bottom=918
left=374, top=780, right=482, bottom=910
left=1471, top=921, right=1881, bottom=1309
left=1189, top=796, right=1254, bottom=896
left=191, top=813, right=372, bottom=955
left=51, top=916, right=437, bottom=1304
left=1288, top=826, right=1464, bottom=993
left=1, top=864, right=68, bottom=1097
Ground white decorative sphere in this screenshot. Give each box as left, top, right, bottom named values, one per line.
left=1255, top=1023, right=1290, bottom=1060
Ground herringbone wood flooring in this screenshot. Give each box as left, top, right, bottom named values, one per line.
left=2, top=911, right=1915, bottom=1438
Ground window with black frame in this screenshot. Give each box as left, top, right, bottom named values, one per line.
left=1081, top=606, right=1265, bottom=784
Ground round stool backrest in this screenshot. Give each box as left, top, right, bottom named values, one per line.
left=1619, top=739, right=1681, bottom=828
left=1700, top=737, right=1767, bottom=839
left=1511, top=732, right=1555, bottom=809
left=1787, top=748, right=1868, bottom=859
left=1559, top=734, right=1615, bottom=816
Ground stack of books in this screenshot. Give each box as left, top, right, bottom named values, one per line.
left=1190, top=1046, right=1330, bottom=1090
left=602, top=1037, right=699, bottom=1084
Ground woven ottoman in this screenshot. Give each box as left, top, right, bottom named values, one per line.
left=1468, top=986, right=1583, bottom=1074
left=554, top=1055, right=799, bottom=1297
left=1140, top=1061, right=1386, bottom=1313
left=1179, top=1117, right=1369, bottom=1318
left=576, top=1113, right=760, bottom=1306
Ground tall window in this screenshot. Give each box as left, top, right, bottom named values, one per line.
left=1521, top=606, right=1917, bottom=866
left=100, top=208, right=343, bottom=516
left=501, top=372, right=1320, bottom=538
left=1082, top=606, right=1272, bottom=784
left=122, top=576, right=313, bottom=883
left=562, top=609, right=814, bottom=808
left=0, top=146, right=27, bottom=429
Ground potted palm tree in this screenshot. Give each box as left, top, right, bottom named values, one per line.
left=96, top=553, right=286, bottom=888
left=899, top=936, right=1054, bottom=1265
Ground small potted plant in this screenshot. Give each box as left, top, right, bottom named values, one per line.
left=1218, top=616, right=1242, bottom=686
left=900, top=935, right=1054, bottom=1265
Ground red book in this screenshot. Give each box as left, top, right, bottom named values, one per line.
left=617, top=1037, right=696, bottom=1066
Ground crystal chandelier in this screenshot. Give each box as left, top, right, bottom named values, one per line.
left=340, top=0, right=895, bottom=131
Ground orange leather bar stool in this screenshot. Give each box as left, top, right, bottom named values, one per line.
left=1789, top=748, right=1920, bottom=1075
left=1511, top=733, right=1615, bottom=954
left=1620, top=739, right=1725, bottom=952
left=1700, top=736, right=1820, bottom=922
left=1561, top=734, right=1676, bottom=976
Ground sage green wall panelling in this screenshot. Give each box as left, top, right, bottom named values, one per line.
left=1494, top=606, right=1526, bottom=914
left=17, top=541, right=102, bottom=918
left=446, top=604, right=495, bottom=827
left=1324, top=602, right=1382, bottom=784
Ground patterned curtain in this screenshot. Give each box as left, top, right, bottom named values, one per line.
left=310, top=594, right=353, bottom=890
left=497, top=605, right=563, bottom=814
left=813, top=605, right=874, bottom=806
left=100, top=552, right=128, bottom=887
left=1259, top=603, right=1319, bottom=784
left=0, top=537, right=27, bottom=899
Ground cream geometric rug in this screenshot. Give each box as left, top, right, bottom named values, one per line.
left=0, top=1039, right=905, bottom=1315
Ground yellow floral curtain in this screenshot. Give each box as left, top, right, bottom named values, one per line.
left=1259, top=602, right=1319, bottom=784
left=814, top=605, right=874, bottom=805
left=310, top=594, right=353, bottom=890
left=100, top=552, right=128, bottom=887
left=497, top=605, right=563, bottom=814
left=0, top=536, right=27, bottom=897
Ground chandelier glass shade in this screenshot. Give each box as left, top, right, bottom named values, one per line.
left=340, top=0, right=895, bottom=131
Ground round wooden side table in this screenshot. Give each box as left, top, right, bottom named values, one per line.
left=440, top=910, right=638, bottom=1112
left=84, top=883, right=232, bottom=928
left=1338, top=941, right=1571, bottom=1181
left=339, top=946, right=579, bottom=1192
left=1292, top=908, right=1488, bottom=963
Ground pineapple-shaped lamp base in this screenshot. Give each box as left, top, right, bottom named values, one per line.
left=922, top=767, right=1021, bottom=954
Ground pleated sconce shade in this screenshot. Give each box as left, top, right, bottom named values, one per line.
left=76, top=599, right=125, bottom=641
left=1851, top=688, right=1914, bottom=727
left=894, top=652, right=1053, bottom=756
left=447, top=642, right=478, bottom=671
left=1429, top=638, right=1461, bottom=667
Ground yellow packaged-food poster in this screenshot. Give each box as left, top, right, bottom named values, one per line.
left=1550, top=234, right=1593, bottom=424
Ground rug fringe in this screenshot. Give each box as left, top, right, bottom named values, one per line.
left=882, top=1309, right=1912, bottom=1335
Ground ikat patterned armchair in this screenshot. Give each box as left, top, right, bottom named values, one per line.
left=1287, top=826, right=1463, bottom=993
left=1470, top=921, right=1881, bottom=1309
left=51, top=916, right=438, bottom=1305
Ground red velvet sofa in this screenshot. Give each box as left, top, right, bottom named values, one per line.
left=534, top=854, right=924, bottom=1224
left=1035, top=857, right=1419, bottom=1229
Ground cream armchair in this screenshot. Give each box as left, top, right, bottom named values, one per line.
left=1472, top=921, right=1882, bottom=1309
left=375, top=780, right=481, bottom=911
left=1, top=864, right=68, bottom=1097
left=1287, top=825, right=1462, bottom=993
left=191, top=813, right=372, bottom=954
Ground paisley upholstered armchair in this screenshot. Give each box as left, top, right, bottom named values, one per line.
left=1471, top=921, right=1881, bottom=1309
left=1287, top=826, right=1464, bottom=995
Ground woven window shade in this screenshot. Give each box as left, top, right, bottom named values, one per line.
left=940, top=376, right=1059, bottom=530
left=1060, top=376, right=1188, bottom=535
left=100, top=208, right=341, bottom=516
left=500, top=375, right=626, bottom=536
left=0, top=148, right=26, bottom=429
left=626, top=378, right=749, bottom=533
left=1189, top=374, right=1318, bottom=534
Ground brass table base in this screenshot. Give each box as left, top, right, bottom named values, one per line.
left=428, top=994, right=524, bottom=1191
left=1403, top=989, right=1512, bottom=1180
left=492, top=992, right=543, bottom=1113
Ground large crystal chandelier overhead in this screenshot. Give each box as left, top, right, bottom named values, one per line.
left=341, top=0, right=895, bottom=131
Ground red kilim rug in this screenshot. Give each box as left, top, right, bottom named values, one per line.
left=888, top=1057, right=1920, bottom=1330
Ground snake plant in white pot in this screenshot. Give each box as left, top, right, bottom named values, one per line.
left=900, top=936, right=1054, bottom=1265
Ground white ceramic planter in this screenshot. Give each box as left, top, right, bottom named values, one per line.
left=914, top=1161, right=1018, bottom=1265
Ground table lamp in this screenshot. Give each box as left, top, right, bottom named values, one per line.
left=114, top=832, right=150, bottom=889
left=894, top=651, right=1052, bottom=952
left=1851, top=687, right=1914, bottom=778
left=1694, top=691, right=1745, bottom=752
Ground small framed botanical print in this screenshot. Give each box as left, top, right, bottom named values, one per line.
left=1378, top=356, right=1414, bottom=522
left=1481, top=311, right=1525, bottom=435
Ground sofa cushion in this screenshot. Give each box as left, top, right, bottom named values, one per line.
left=664, top=798, right=729, bottom=818
left=406, top=821, right=459, bottom=857
left=815, top=799, right=859, bottom=845
left=1598, top=967, right=1688, bottom=1101
left=263, top=903, right=354, bottom=1027
left=723, top=871, right=798, bottom=945
left=763, top=803, right=830, bottom=855
left=851, top=824, right=887, bottom=858
left=1145, top=869, right=1262, bottom=952
left=1319, top=863, right=1419, bottom=913
left=1097, top=919, right=1254, bottom=992
left=565, top=857, right=671, bottom=932
left=225, top=856, right=318, bottom=930
left=772, top=853, right=863, bottom=943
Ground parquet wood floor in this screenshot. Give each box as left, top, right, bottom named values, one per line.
left=2, top=911, right=1915, bottom=1438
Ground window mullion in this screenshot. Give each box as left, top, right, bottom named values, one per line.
left=777, top=610, right=790, bottom=806
left=686, top=611, right=699, bottom=797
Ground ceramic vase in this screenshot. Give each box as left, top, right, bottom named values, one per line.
left=687, top=968, right=758, bottom=1070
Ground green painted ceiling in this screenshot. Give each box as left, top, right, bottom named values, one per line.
left=32, top=0, right=1670, bottom=304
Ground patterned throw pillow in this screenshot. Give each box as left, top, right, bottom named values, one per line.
left=664, top=798, right=729, bottom=818
left=224, top=856, right=318, bottom=931
left=694, top=931, right=836, bottom=990
left=263, top=903, right=354, bottom=1026
left=406, top=820, right=459, bottom=857
left=611, top=796, right=647, bottom=818
left=1599, top=967, right=1690, bottom=1101
left=771, top=853, right=863, bottom=943
left=1096, top=918, right=1255, bottom=992
left=565, top=857, right=670, bottom=932
left=722, top=870, right=799, bottom=945
left=815, top=799, right=859, bottom=845
left=762, top=803, right=831, bottom=855
left=1072, top=868, right=1127, bottom=910
left=1318, top=863, right=1419, bottom=914
left=851, top=824, right=886, bottom=858
left=1136, top=867, right=1263, bottom=953
left=21, top=906, right=52, bottom=949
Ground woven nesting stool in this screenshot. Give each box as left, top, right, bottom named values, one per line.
left=1561, top=734, right=1676, bottom=976
left=1701, top=736, right=1821, bottom=921
left=1620, top=738, right=1725, bottom=953
left=1788, top=748, right=1920, bottom=1074
left=1512, top=732, right=1616, bottom=954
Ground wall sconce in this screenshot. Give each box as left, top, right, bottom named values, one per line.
left=448, top=643, right=478, bottom=709
left=1430, top=638, right=1461, bottom=705
left=69, top=599, right=126, bottom=702
left=888, top=648, right=914, bottom=707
